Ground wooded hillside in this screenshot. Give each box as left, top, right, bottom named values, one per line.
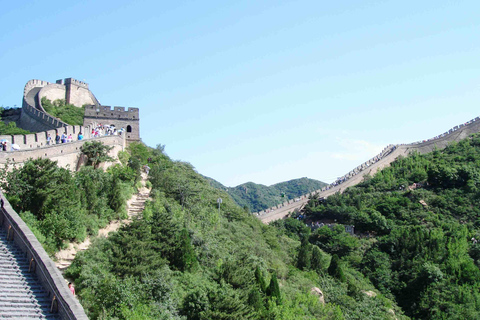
left=206, top=177, right=327, bottom=213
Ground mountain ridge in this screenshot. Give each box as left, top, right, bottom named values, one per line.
left=204, top=175, right=327, bottom=212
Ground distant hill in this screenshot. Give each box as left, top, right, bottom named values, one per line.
left=205, top=177, right=327, bottom=212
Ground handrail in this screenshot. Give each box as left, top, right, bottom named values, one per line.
left=0, top=193, right=88, bottom=320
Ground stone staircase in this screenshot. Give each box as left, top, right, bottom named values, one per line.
left=0, top=229, right=59, bottom=319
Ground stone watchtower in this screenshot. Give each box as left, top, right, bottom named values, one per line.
left=83, top=105, right=140, bottom=142
left=19, top=77, right=141, bottom=142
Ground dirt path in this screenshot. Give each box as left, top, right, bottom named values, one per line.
left=55, top=172, right=151, bottom=270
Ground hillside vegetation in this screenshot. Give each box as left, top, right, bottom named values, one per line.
left=0, top=143, right=138, bottom=254
left=54, top=143, right=403, bottom=319
left=0, top=107, right=30, bottom=135
left=206, top=177, right=327, bottom=213
left=8, top=133, right=480, bottom=319
left=296, top=134, right=480, bottom=319
left=41, top=97, right=85, bottom=126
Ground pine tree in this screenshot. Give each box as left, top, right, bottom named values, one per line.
left=328, top=254, right=345, bottom=282
left=311, top=245, right=330, bottom=274
left=254, top=266, right=267, bottom=293
left=297, top=237, right=312, bottom=270
left=266, top=271, right=282, bottom=304
left=176, top=228, right=198, bottom=272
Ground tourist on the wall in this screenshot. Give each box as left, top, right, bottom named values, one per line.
left=68, top=283, right=75, bottom=296
left=46, top=134, right=52, bottom=145
left=77, top=132, right=83, bottom=141
left=55, top=133, right=60, bottom=144
left=61, top=133, right=67, bottom=144
left=67, top=134, right=73, bottom=143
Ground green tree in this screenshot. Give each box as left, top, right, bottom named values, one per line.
left=176, top=228, right=198, bottom=272
left=266, top=271, right=282, bottom=304
left=41, top=97, right=85, bottom=125
left=328, top=255, right=345, bottom=282
left=0, top=120, right=30, bottom=135
left=80, top=141, right=113, bottom=168
left=297, top=237, right=312, bottom=270
left=254, top=266, right=267, bottom=293
left=311, top=245, right=331, bottom=274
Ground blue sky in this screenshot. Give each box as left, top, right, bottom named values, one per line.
left=2, top=1, right=480, bottom=186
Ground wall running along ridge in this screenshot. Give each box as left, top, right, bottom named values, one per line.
left=257, top=116, right=480, bottom=223
left=18, top=78, right=140, bottom=142
left=0, top=134, right=125, bottom=171
left=18, top=79, right=69, bottom=132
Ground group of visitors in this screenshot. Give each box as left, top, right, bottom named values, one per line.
left=91, top=123, right=124, bottom=138
left=46, top=132, right=83, bottom=145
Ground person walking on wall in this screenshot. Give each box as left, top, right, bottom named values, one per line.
left=61, top=133, right=67, bottom=144
left=46, top=134, right=52, bottom=146
left=68, top=283, right=75, bottom=296
left=55, top=133, right=60, bottom=144
left=77, top=132, right=83, bottom=141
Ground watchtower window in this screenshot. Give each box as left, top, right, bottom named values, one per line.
left=127, top=125, right=132, bottom=133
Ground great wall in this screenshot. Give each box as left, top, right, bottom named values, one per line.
left=257, top=116, right=480, bottom=223
left=0, top=78, right=140, bottom=319
left=2, top=77, right=480, bottom=318
left=0, top=78, right=140, bottom=170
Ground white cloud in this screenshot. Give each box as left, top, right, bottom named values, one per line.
left=329, top=138, right=385, bottom=161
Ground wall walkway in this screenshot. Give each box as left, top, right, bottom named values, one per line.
left=258, top=116, right=480, bottom=223
left=0, top=192, right=88, bottom=319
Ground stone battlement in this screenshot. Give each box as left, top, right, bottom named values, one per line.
left=83, top=104, right=140, bottom=141
left=59, top=77, right=89, bottom=89
left=84, top=105, right=139, bottom=118
left=19, top=78, right=140, bottom=142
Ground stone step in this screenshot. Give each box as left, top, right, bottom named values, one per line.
left=0, top=295, right=50, bottom=304
left=0, top=278, right=44, bottom=286
left=0, top=316, right=58, bottom=320
left=0, top=305, right=50, bottom=313
left=0, top=233, right=56, bottom=319
left=0, top=291, right=49, bottom=299
left=0, top=273, right=37, bottom=281
left=0, top=306, right=58, bottom=318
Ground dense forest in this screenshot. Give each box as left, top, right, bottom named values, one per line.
left=2, top=141, right=405, bottom=319
left=4, top=132, right=480, bottom=319
left=0, top=141, right=137, bottom=254
left=206, top=177, right=327, bottom=213
left=297, top=134, right=480, bottom=319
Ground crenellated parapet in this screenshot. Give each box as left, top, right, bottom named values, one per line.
left=0, top=124, right=91, bottom=150
left=17, top=78, right=138, bottom=141
left=83, top=105, right=140, bottom=141
left=255, top=115, right=480, bottom=220
left=84, top=105, right=139, bottom=120
left=63, top=77, right=89, bottom=89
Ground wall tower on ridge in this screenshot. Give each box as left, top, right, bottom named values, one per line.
left=19, top=78, right=141, bottom=142
left=83, top=105, right=140, bottom=142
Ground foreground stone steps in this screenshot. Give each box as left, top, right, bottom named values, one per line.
left=0, top=229, right=59, bottom=319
